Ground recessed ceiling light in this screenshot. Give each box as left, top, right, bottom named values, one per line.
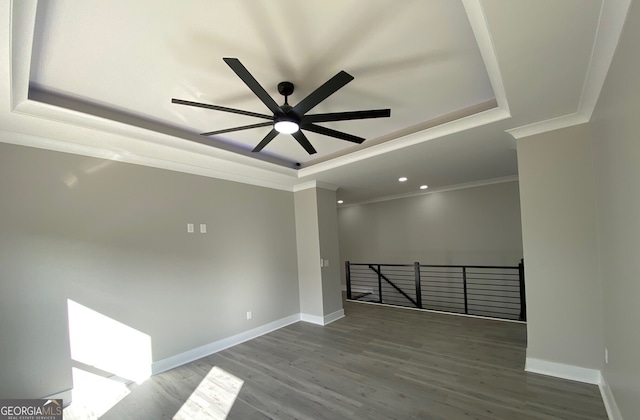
left=337, top=200, right=344, bottom=204
left=420, top=185, right=428, bottom=190
left=398, top=177, right=408, bottom=182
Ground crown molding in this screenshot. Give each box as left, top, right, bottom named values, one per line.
left=7, top=1, right=301, bottom=191
left=506, top=113, right=589, bottom=139
left=577, top=0, right=632, bottom=119
left=0, top=129, right=298, bottom=192
left=299, top=106, right=510, bottom=178
left=339, top=175, right=519, bottom=207
left=462, top=0, right=510, bottom=114
left=299, top=1, right=511, bottom=177
left=505, top=0, right=632, bottom=140
left=8, top=0, right=510, bottom=187
left=293, top=181, right=339, bottom=192
left=9, top=0, right=35, bottom=109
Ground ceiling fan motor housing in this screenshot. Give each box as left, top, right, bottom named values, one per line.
left=277, top=81, right=295, bottom=97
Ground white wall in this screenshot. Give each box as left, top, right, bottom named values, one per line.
left=338, top=180, right=523, bottom=271
left=517, top=124, right=603, bottom=370
left=0, top=142, right=300, bottom=400
left=590, top=0, right=640, bottom=415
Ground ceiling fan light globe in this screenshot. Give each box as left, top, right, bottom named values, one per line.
left=275, top=120, right=299, bottom=134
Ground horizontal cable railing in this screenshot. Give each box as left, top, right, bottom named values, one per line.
left=346, top=260, right=526, bottom=321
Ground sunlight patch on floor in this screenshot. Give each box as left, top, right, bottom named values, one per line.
left=63, top=367, right=131, bottom=420
left=173, top=366, right=244, bottom=420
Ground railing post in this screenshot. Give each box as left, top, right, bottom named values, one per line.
left=462, top=266, right=468, bottom=315
left=518, top=259, right=527, bottom=321
left=414, top=262, right=422, bottom=309
left=377, top=264, right=383, bottom=303
left=345, top=261, right=352, bottom=300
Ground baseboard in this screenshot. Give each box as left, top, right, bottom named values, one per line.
left=152, top=308, right=348, bottom=375
left=43, top=388, right=72, bottom=407
left=301, top=309, right=345, bottom=326
left=525, top=357, right=601, bottom=384
left=323, top=309, right=345, bottom=325
left=347, top=299, right=525, bottom=324
left=300, top=313, right=324, bottom=325
left=349, top=286, right=374, bottom=295
left=151, top=313, right=301, bottom=375
left=599, top=374, right=623, bottom=420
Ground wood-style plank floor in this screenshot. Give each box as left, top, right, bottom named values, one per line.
left=65, top=300, right=607, bottom=419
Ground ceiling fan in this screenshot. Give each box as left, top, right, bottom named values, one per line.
left=172, top=58, right=391, bottom=155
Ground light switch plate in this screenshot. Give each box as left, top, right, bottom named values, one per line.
left=187, top=223, right=194, bottom=233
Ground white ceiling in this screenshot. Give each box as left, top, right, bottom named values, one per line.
left=1, top=0, right=629, bottom=204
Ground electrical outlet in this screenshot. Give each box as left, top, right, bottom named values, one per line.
left=187, top=223, right=194, bottom=233
left=200, top=223, right=207, bottom=233
left=246, top=311, right=252, bottom=320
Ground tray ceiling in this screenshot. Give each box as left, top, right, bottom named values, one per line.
left=1, top=0, right=628, bottom=204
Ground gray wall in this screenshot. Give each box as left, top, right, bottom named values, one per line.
left=316, top=188, right=342, bottom=316
left=0, top=142, right=300, bottom=399
left=516, top=2, right=640, bottom=415
left=338, top=181, right=523, bottom=271
left=294, top=188, right=323, bottom=317
left=590, top=0, right=640, bottom=415
left=295, top=187, right=343, bottom=319
left=517, top=124, right=603, bottom=369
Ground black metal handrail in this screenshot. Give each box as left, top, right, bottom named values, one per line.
left=368, top=264, right=418, bottom=307
left=346, top=259, right=526, bottom=321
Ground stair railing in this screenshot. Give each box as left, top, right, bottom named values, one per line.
left=345, top=259, right=526, bottom=321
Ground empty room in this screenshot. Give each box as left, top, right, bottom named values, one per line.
left=1, top=1, right=638, bottom=419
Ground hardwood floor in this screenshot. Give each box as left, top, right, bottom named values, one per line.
left=66, top=300, right=607, bottom=419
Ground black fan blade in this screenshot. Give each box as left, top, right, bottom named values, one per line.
left=303, top=109, right=390, bottom=123
left=293, top=71, right=354, bottom=115
left=301, top=124, right=365, bottom=144
left=172, top=98, right=272, bottom=120
left=252, top=129, right=279, bottom=152
left=201, top=121, right=273, bottom=137
left=223, top=58, right=282, bottom=115
left=292, top=130, right=317, bottom=155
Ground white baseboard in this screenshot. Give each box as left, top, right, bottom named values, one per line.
left=300, top=313, right=324, bottom=325
left=152, top=313, right=301, bottom=375
left=349, top=286, right=374, bottom=295
left=525, top=357, right=601, bottom=384
left=152, top=309, right=347, bottom=375
left=524, top=358, right=626, bottom=420
left=599, top=374, right=623, bottom=420
left=347, top=299, right=525, bottom=324
left=301, top=309, right=345, bottom=326
left=43, top=388, right=72, bottom=407
left=323, top=309, right=345, bottom=325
